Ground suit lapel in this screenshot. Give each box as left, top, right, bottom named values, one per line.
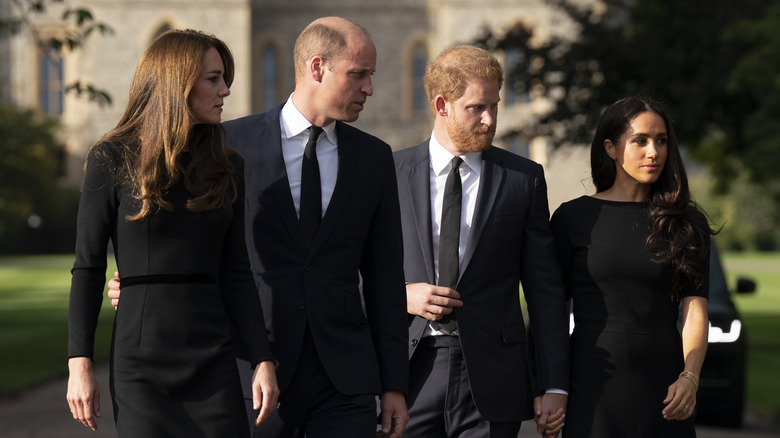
left=461, top=147, right=503, bottom=276
left=405, top=143, right=436, bottom=284
left=308, top=121, right=357, bottom=258
left=259, top=108, right=309, bottom=256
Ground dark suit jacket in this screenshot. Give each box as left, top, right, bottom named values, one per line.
left=395, top=141, right=569, bottom=422
left=223, top=104, right=408, bottom=398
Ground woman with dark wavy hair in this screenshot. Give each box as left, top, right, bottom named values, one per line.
left=66, top=29, right=278, bottom=436
left=551, top=96, right=713, bottom=437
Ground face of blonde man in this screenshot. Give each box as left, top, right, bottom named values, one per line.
left=445, top=78, right=499, bottom=154
left=314, top=33, right=376, bottom=125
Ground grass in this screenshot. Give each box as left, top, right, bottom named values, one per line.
left=722, top=251, right=780, bottom=421
left=0, top=254, right=116, bottom=394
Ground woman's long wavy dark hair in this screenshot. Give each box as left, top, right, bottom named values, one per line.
left=90, top=29, right=237, bottom=221
left=590, top=96, right=716, bottom=299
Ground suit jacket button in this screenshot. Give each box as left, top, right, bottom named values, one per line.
left=411, top=339, right=418, bottom=347
left=298, top=301, right=306, bottom=310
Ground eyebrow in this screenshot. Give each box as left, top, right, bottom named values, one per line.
left=629, top=131, right=667, bottom=137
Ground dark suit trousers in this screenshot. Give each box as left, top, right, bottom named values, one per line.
left=247, top=326, right=376, bottom=438
left=405, top=336, right=522, bottom=438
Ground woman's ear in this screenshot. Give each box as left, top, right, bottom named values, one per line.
left=604, top=139, right=616, bottom=160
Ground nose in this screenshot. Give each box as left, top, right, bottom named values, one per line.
left=647, top=141, right=658, bottom=158
left=362, top=76, right=373, bottom=96
left=220, top=84, right=231, bottom=98
left=481, top=108, right=496, bottom=126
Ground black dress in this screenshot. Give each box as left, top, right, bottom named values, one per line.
left=68, top=141, right=273, bottom=437
left=550, top=196, right=708, bottom=438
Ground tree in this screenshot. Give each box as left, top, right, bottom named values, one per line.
left=0, top=104, right=80, bottom=253
left=0, top=0, right=112, bottom=253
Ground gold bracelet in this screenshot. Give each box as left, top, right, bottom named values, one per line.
left=679, top=371, right=699, bottom=391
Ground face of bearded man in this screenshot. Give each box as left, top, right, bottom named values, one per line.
left=444, top=77, right=500, bottom=154
left=446, top=107, right=496, bottom=153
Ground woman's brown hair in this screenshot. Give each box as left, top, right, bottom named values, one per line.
left=91, top=29, right=237, bottom=220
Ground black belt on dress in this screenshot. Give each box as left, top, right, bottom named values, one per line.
left=120, top=274, right=217, bottom=287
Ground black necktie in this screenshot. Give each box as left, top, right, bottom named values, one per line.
left=436, top=156, right=463, bottom=327
left=300, top=126, right=323, bottom=246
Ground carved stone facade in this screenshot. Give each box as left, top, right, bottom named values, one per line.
left=3, top=0, right=594, bottom=207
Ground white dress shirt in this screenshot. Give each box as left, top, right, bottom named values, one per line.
left=280, top=94, right=339, bottom=218
left=424, top=132, right=482, bottom=337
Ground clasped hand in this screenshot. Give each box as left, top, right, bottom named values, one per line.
left=405, top=282, right=463, bottom=321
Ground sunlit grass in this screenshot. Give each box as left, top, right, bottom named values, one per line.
left=723, top=251, right=780, bottom=418
left=0, top=254, right=115, bottom=394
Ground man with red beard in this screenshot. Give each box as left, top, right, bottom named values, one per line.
left=394, top=45, right=570, bottom=438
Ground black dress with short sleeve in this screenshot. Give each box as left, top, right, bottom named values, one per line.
left=68, top=141, right=272, bottom=437
left=551, top=196, right=708, bottom=438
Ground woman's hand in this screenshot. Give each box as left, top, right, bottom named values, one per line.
left=252, top=360, right=280, bottom=425
left=66, top=357, right=101, bottom=430
left=662, top=374, right=697, bottom=420
left=663, top=295, right=708, bottom=421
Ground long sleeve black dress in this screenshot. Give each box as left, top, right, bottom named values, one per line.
left=68, top=141, right=273, bottom=437
left=551, top=196, right=708, bottom=438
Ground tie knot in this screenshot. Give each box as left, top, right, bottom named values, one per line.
left=308, top=126, right=324, bottom=143
left=451, top=156, right=463, bottom=172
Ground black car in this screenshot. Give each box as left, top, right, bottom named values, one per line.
left=695, top=244, right=756, bottom=428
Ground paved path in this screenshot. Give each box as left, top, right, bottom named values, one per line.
left=2, top=362, right=778, bottom=437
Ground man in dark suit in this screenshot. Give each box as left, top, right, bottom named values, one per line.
left=223, top=17, right=409, bottom=438
left=109, top=17, right=409, bottom=438
left=394, top=45, right=569, bottom=438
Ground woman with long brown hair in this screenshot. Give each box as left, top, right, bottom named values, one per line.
left=551, top=96, right=713, bottom=437
left=66, top=29, right=278, bottom=436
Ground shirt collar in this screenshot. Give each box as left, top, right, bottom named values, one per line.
left=429, top=131, right=482, bottom=177
left=280, top=94, right=336, bottom=144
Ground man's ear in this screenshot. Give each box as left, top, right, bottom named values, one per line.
left=310, top=56, right=326, bottom=82
left=435, top=95, right=448, bottom=117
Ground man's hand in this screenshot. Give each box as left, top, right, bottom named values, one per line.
left=536, top=392, right=567, bottom=437
left=376, top=390, right=408, bottom=438
left=252, top=361, right=280, bottom=426
left=107, top=272, right=120, bottom=310
left=406, top=282, right=462, bottom=321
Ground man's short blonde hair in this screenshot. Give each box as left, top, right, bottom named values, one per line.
left=293, top=17, right=370, bottom=79
left=424, top=45, right=503, bottom=113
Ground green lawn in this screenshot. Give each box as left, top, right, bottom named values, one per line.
left=722, top=252, right=780, bottom=420
left=0, top=254, right=116, bottom=394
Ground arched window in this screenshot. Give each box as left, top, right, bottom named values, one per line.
left=38, top=49, right=63, bottom=116
left=412, top=43, right=428, bottom=113
left=262, top=45, right=279, bottom=111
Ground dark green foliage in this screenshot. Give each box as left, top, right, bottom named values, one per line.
left=0, top=105, right=80, bottom=254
